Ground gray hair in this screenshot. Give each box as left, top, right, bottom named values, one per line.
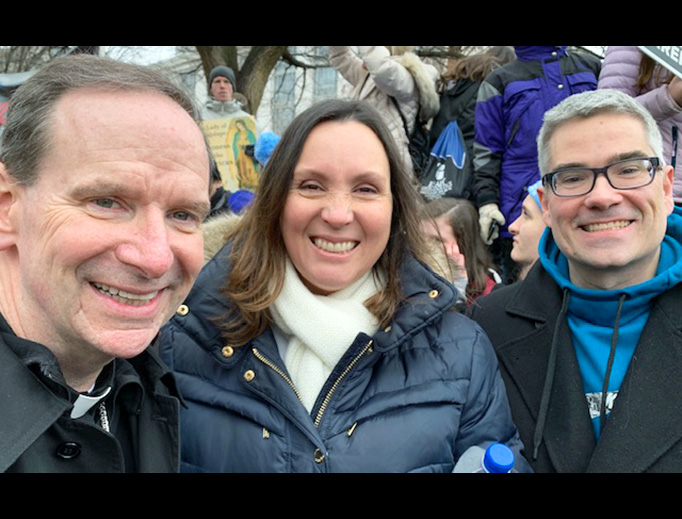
left=0, top=54, right=201, bottom=185
left=537, top=89, right=664, bottom=176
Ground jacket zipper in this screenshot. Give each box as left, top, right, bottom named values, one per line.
left=252, top=339, right=374, bottom=428
left=251, top=347, right=304, bottom=403
left=313, top=339, right=374, bottom=428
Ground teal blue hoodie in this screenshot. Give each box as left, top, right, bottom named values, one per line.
left=538, top=206, right=682, bottom=439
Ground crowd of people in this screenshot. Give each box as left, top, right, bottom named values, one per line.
left=1, top=45, right=681, bottom=473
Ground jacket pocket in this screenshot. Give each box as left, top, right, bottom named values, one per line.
left=565, top=72, right=598, bottom=94
left=502, top=78, right=542, bottom=154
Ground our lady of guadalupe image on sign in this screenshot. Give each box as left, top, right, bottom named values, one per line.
left=203, top=115, right=260, bottom=191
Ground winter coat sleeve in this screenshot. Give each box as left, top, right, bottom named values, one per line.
left=329, top=46, right=366, bottom=88
left=356, top=46, right=416, bottom=102
left=598, top=46, right=682, bottom=122
left=597, top=46, right=642, bottom=94
left=472, top=80, right=505, bottom=207
left=452, top=320, right=532, bottom=472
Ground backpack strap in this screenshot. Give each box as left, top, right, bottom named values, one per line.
left=389, top=95, right=411, bottom=137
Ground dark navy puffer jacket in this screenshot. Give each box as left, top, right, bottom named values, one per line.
left=159, top=243, right=529, bottom=473
left=473, top=46, right=601, bottom=238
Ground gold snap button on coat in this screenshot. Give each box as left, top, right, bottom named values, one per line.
left=429, top=289, right=439, bottom=298
left=243, top=370, right=255, bottom=382
left=222, top=346, right=234, bottom=358
left=176, top=304, right=189, bottom=316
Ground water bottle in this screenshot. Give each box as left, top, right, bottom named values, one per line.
left=481, top=442, right=515, bottom=473
left=453, top=442, right=516, bottom=473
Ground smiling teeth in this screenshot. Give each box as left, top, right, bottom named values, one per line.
left=583, top=221, right=631, bottom=232
left=93, top=283, right=158, bottom=306
left=313, top=238, right=357, bottom=253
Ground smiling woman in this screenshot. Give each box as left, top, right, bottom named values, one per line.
left=280, top=120, right=393, bottom=296
left=159, top=99, right=530, bottom=473
left=222, top=99, right=426, bottom=339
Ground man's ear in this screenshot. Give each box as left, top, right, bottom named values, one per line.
left=0, top=163, right=19, bottom=250
left=663, top=164, right=675, bottom=216
left=537, top=182, right=552, bottom=228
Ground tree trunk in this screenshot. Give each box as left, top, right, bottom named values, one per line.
left=196, top=46, right=228, bottom=80
left=239, top=46, right=288, bottom=114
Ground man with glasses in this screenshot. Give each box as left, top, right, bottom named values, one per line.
left=469, top=89, right=682, bottom=472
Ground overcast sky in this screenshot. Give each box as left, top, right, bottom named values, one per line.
left=104, top=46, right=177, bottom=64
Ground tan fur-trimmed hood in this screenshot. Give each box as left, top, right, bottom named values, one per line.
left=394, top=52, right=440, bottom=122
left=202, top=212, right=242, bottom=264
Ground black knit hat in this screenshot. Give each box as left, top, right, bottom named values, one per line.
left=208, top=65, right=236, bottom=89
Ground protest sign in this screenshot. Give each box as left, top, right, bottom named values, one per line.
left=638, top=46, right=682, bottom=79
left=202, top=115, right=260, bottom=192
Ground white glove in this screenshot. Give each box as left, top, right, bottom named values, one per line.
left=478, top=203, right=505, bottom=245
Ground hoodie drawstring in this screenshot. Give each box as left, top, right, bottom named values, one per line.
left=533, top=288, right=570, bottom=460
left=599, top=293, right=627, bottom=433
left=533, top=290, right=629, bottom=460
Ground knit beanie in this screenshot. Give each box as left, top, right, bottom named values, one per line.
left=208, top=65, right=236, bottom=89
left=229, top=189, right=255, bottom=214
left=527, top=179, right=542, bottom=209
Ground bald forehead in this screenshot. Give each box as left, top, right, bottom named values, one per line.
left=34, top=88, right=210, bottom=190
left=52, top=87, right=197, bottom=135
left=50, top=88, right=206, bottom=161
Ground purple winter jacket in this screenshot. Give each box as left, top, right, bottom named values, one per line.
left=473, top=46, right=601, bottom=238
left=598, top=46, right=682, bottom=203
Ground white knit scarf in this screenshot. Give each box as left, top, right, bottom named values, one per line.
left=270, top=258, right=383, bottom=412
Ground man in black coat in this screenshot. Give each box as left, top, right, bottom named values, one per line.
left=0, top=55, right=211, bottom=472
left=469, top=88, right=682, bottom=472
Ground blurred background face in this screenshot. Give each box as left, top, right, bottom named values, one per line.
left=6, top=89, right=210, bottom=370
left=422, top=215, right=463, bottom=265
left=509, top=194, right=545, bottom=268
left=210, top=76, right=233, bottom=102
left=280, top=120, right=392, bottom=295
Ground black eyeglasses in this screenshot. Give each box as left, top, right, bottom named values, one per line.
left=542, top=157, right=660, bottom=197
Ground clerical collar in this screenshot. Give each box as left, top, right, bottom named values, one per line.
left=70, top=386, right=112, bottom=419
left=70, top=361, right=115, bottom=419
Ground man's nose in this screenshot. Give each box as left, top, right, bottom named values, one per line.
left=115, top=212, right=174, bottom=278
left=585, top=174, right=622, bottom=208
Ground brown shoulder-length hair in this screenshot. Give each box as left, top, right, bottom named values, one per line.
left=443, top=46, right=516, bottom=83
left=220, top=99, right=429, bottom=346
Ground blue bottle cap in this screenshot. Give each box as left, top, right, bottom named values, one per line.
left=483, top=443, right=515, bottom=473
